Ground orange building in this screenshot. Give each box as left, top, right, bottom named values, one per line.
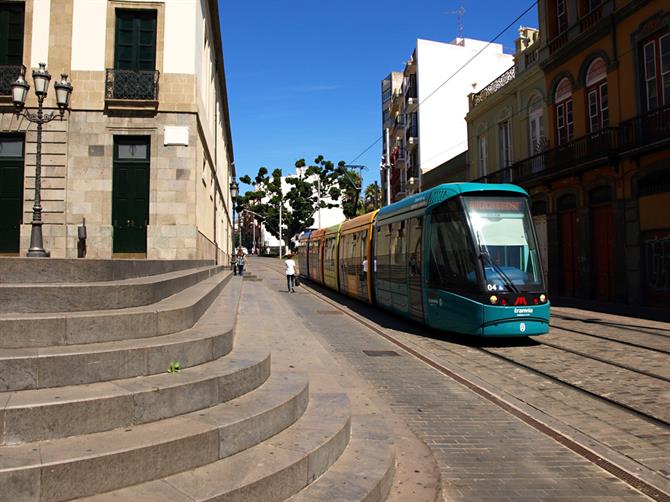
left=481, top=0, right=669, bottom=311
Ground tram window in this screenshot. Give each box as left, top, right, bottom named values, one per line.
left=376, top=225, right=391, bottom=281
left=429, top=203, right=478, bottom=291
left=390, top=221, right=407, bottom=283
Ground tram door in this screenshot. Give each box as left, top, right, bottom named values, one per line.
left=408, top=217, right=423, bottom=321
left=558, top=194, right=577, bottom=297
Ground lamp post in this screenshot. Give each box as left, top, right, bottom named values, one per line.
left=12, top=64, right=73, bottom=257
left=229, top=178, right=239, bottom=254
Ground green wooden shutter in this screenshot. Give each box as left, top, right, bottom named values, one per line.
left=114, top=10, right=156, bottom=70
left=0, top=3, right=24, bottom=65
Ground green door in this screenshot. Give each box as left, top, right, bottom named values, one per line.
left=112, top=136, right=150, bottom=254
left=114, top=9, right=156, bottom=99
left=0, top=136, right=24, bottom=254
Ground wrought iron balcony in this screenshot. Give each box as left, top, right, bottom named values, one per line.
left=619, top=104, right=670, bottom=154
left=105, top=69, right=159, bottom=101
left=0, top=65, right=25, bottom=95
left=476, top=106, right=670, bottom=185
left=470, top=66, right=515, bottom=109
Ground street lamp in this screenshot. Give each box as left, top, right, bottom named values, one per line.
left=229, top=178, right=239, bottom=253
left=12, top=64, right=73, bottom=257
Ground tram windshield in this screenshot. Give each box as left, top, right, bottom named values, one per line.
left=463, top=196, right=544, bottom=292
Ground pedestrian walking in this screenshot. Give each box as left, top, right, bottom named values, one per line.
left=231, top=253, right=237, bottom=275
left=236, top=248, right=246, bottom=276
left=285, top=254, right=297, bottom=293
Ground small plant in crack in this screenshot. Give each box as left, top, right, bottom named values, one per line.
left=167, top=361, right=181, bottom=373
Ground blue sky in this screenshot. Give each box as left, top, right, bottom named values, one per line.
left=219, top=0, right=538, bottom=192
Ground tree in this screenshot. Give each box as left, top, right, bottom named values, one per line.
left=334, top=162, right=364, bottom=218
left=237, top=155, right=344, bottom=251
left=363, top=182, right=380, bottom=213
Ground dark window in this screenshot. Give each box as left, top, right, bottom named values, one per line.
left=589, top=185, right=612, bottom=205
left=428, top=200, right=478, bottom=291
left=0, top=2, right=23, bottom=65
left=641, top=32, right=669, bottom=111
left=556, top=0, right=568, bottom=34
left=115, top=9, right=157, bottom=71
left=639, top=170, right=670, bottom=196
left=531, top=199, right=548, bottom=215
left=557, top=193, right=577, bottom=211
left=376, top=225, right=391, bottom=281
left=389, top=221, right=406, bottom=284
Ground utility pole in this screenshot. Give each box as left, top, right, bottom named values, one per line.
left=384, top=128, right=391, bottom=206
left=278, top=195, right=283, bottom=257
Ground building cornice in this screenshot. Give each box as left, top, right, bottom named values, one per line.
left=208, top=0, right=235, bottom=175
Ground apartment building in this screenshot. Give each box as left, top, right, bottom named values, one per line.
left=474, top=0, right=669, bottom=311
left=381, top=38, right=513, bottom=202
left=0, top=0, right=235, bottom=262
left=466, top=27, right=549, bottom=283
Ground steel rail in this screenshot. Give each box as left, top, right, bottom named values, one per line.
left=256, top=259, right=670, bottom=501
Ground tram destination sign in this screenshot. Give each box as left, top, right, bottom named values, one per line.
left=468, top=199, right=523, bottom=212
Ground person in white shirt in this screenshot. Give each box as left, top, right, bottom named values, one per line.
left=285, top=254, right=297, bottom=293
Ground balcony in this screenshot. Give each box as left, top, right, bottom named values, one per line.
left=470, top=66, right=515, bottom=109
left=0, top=65, right=25, bottom=96
left=105, top=69, right=160, bottom=109
left=406, top=125, right=418, bottom=146
left=476, top=105, right=670, bottom=185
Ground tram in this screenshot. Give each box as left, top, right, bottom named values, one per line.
left=296, top=183, right=549, bottom=336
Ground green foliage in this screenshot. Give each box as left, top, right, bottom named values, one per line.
left=167, top=361, right=181, bottom=373
left=236, top=155, right=366, bottom=248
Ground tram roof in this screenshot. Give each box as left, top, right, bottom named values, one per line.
left=376, top=182, right=527, bottom=221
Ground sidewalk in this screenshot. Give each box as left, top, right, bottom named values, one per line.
left=235, top=270, right=442, bottom=502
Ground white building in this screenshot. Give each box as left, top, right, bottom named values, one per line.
left=0, top=0, right=234, bottom=262
left=382, top=38, right=513, bottom=200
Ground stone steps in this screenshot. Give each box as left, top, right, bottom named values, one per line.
left=79, top=392, right=351, bottom=502
left=1, top=348, right=271, bottom=443
left=0, top=259, right=397, bottom=501
left=0, top=265, right=227, bottom=313
left=0, top=370, right=309, bottom=501
left=0, top=279, right=242, bottom=391
left=0, top=258, right=215, bottom=283
left=0, top=270, right=231, bottom=348
left=287, top=414, right=395, bottom=502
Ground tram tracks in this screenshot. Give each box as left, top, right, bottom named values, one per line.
left=256, top=260, right=670, bottom=501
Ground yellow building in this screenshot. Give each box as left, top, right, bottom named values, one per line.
left=473, top=0, right=670, bottom=312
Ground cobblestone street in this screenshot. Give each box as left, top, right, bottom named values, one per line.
left=253, top=257, right=670, bottom=501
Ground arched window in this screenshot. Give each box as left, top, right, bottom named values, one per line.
left=528, top=94, right=545, bottom=155
left=585, top=58, right=608, bottom=132
left=554, top=78, right=573, bottom=145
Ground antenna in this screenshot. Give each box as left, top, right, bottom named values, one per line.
left=447, top=6, right=465, bottom=43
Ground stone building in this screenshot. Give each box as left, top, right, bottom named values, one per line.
left=0, top=0, right=235, bottom=261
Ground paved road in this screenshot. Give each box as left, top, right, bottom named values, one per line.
left=249, top=258, right=670, bottom=501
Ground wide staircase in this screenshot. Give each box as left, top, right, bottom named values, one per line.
left=0, top=258, right=395, bottom=501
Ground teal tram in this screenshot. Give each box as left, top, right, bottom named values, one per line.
left=297, top=183, right=550, bottom=336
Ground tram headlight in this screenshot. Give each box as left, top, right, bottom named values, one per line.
left=540, top=294, right=546, bottom=303
left=489, top=295, right=498, bottom=305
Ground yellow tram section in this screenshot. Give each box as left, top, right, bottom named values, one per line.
left=307, top=228, right=326, bottom=285
left=322, top=223, right=342, bottom=291
left=338, top=211, right=378, bottom=304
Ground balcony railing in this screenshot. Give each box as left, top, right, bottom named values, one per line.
left=620, top=105, right=670, bottom=152
left=406, top=125, right=418, bottom=142
left=0, top=65, right=25, bottom=95
left=471, top=66, right=515, bottom=109
left=105, top=69, right=160, bottom=101
left=476, top=106, right=670, bottom=184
